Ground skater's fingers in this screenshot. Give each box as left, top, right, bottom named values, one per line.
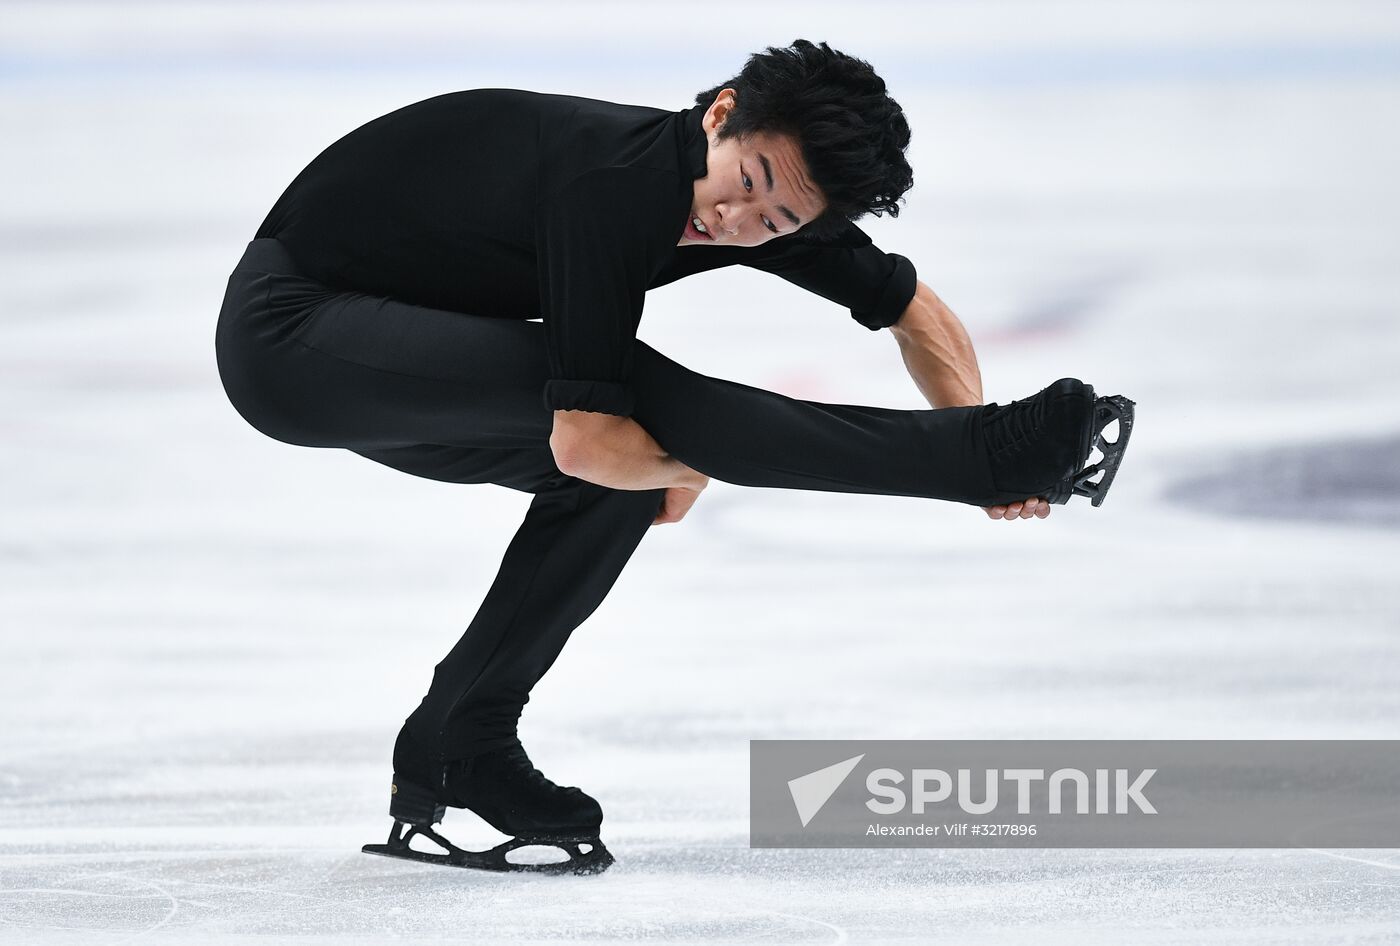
left=981, top=498, right=1050, bottom=521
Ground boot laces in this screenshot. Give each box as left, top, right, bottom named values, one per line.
left=500, top=742, right=571, bottom=794
left=987, top=391, right=1048, bottom=456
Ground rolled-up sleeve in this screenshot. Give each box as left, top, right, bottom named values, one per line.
left=536, top=167, right=672, bottom=417
left=741, top=225, right=918, bottom=330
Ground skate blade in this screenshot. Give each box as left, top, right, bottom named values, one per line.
left=362, top=821, right=614, bottom=876
left=1069, top=394, right=1136, bottom=507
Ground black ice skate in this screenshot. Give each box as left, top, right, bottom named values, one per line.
left=981, top=377, right=1135, bottom=507
left=363, top=739, right=614, bottom=875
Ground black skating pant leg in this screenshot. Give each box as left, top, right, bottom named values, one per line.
left=215, top=238, right=999, bottom=774
left=377, top=471, right=661, bottom=762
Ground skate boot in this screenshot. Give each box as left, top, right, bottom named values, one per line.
left=363, top=733, right=614, bottom=875
left=980, top=378, right=1135, bottom=507
left=442, top=740, right=605, bottom=839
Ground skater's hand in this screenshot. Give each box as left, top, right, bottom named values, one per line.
left=983, top=498, right=1051, bottom=521
left=653, top=479, right=708, bottom=525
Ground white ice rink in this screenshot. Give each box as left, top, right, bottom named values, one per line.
left=3, top=1, right=1399, bottom=942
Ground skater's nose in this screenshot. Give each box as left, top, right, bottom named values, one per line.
left=713, top=205, right=742, bottom=238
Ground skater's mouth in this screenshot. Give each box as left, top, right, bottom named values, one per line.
left=685, top=211, right=715, bottom=242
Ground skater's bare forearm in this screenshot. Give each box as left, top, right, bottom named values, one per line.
left=889, top=280, right=983, bottom=409
left=549, top=410, right=708, bottom=490
left=891, top=281, right=1051, bottom=521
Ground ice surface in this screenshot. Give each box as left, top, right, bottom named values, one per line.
left=3, top=2, right=1400, bottom=943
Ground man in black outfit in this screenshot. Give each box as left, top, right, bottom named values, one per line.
left=215, top=40, right=1131, bottom=873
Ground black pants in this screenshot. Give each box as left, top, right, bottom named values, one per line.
left=215, top=238, right=997, bottom=763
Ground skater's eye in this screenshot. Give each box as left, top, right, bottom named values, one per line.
left=743, top=166, right=780, bottom=234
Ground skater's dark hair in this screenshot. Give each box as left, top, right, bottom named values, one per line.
left=694, top=39, right=913, bottom=240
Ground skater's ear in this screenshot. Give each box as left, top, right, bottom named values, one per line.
left=702, top=88, right=739, bottom=139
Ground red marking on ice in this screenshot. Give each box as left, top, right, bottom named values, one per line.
left=765, top=370, right=830, bottom=399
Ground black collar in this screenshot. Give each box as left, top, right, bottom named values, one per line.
left=679, top=104, right=709, bottom=180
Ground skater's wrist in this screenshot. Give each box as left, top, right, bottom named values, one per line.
left=669, top=462, right=709, bottom=491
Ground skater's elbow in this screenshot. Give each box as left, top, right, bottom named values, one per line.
left=549, top=410, right=626, bottom=478
left=549, top=430, right=589, bottom=478
left=551, top=444, right=597, bottom=480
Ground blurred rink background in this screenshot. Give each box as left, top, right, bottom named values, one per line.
left=2, top=1, right=1399, bottom=942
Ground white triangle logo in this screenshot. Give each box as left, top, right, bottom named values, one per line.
left=787, top=754, right=865, bottom=827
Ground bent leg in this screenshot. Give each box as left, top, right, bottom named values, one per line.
left=216, top=268, right=556, bottom=452
left=395, top=478, right=665, bottom=771
left=344, top=439, right=664, bottom=773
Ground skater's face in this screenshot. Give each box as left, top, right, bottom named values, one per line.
left=679, top=88, right=827, bottom=248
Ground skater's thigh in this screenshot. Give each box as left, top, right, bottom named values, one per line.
left=294, top=290, right=550, bottom=396
left=292, top=290, right=556, bottom=435
left=218, top=270, right=556, bottom=451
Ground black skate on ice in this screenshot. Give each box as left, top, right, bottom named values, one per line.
left=363, top=737, right=614, bottom=876
left=981, top=377, right=1135, bottom=507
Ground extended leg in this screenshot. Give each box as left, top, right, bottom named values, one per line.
left=628, top=344, right=994, bottom=503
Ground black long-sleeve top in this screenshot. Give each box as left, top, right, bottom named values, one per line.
left=256, top=88, right=917, bottom=417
